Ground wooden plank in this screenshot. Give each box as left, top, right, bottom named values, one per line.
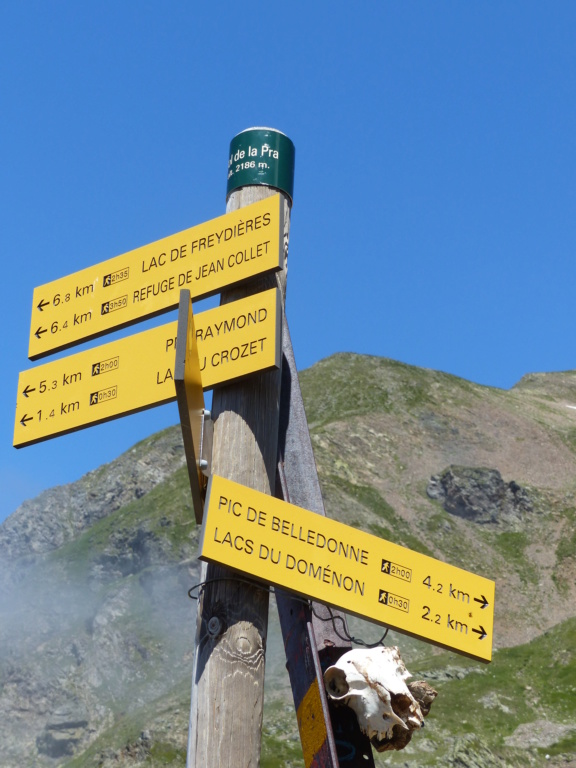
left=275, top=587, right=337, bottom=768
left=275, top=316, right=375, bottom=767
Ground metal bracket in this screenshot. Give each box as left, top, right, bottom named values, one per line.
left=199, top=409, right=213, bottom=482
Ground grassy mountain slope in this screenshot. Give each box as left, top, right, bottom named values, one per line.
left=1, top=353, right=575, bottom=767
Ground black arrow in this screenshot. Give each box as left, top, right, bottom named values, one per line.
left=474, top=595, right=489, bottom=609
left=22, top=384, right=36, bottom=398
left=35, top=326, right=47, bottom=339
left=20, top=414, right=33, bottom=427
left=37, top=298, right=50, bottom=312
left=472, top=626, right=488, bottom=640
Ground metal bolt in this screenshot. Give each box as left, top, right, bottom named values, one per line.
left=203, top=409, right=211, bottom=420
left=199, top=459, right=209, bottom=471
left=207, top=616, right=222, bottom=637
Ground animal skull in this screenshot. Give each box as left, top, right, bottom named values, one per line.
left=324, top=646, right=436, bottom=752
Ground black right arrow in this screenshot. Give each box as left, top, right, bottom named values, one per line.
left=472, top=626, right=488, bottom=640
left=35, top=327, right=47, bottom=339
left=20, top=414, right=33, bottom=427
left=22, top=385, right=36, bottom=398
left=37, top=298, right=50, bottom=312
left=474, top=595, right=489, bottom=609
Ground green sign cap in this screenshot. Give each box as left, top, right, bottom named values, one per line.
left=227, top=127, right=295, bottom=203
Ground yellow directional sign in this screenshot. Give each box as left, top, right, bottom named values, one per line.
left=28, top=195, right=283, bottom=360
left=175, top=289, right=206, bottom=524
left=15, top=288, right=282, bottom=447
left=196, top=286, right=281, bottom=388
left=199, top=475, right=496, bottom=662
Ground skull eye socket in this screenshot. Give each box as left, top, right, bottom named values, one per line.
left=324, top=667, right=350, bottom=698
left=391, top=692, right=413, bottom=713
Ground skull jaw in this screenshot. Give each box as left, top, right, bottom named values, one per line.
left=370, top=724, right=414, bottom=753
left=344, top=690, right=424, bottom=751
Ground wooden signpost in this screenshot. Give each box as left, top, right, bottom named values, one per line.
left=186, top=178, right=290, bottom=768
left=14, top=127, right=497, bottom=768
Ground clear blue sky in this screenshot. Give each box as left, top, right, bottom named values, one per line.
left=2, top=2, right=576, bottom=523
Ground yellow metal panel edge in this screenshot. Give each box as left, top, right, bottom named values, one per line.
left=174, top=289, right=205, bottom=524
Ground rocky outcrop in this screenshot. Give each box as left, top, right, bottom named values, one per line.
left=0, top=428, right=184, bottom=562
left=1, top=354, right=576, bottom=767
left=427, top=466, right=533, bottom=525
left=0, top=422, right=195, bottom=766
left=90, top=526, right=164, bottom=582
left=447, top=735, right=513, bottom=767
left=36, top=703, right=89, bottom=758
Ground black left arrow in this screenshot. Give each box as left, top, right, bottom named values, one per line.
left=37, top=298, right=50, bottom=312
left=474, top=595, right=489, bottom=609
left=22, top=385, right=36, bottom=398
left=35, top=327, right=47, bottom=339
left=472, top=626, right=488, bottom=640
left=20, top=414, right=33, bottom=427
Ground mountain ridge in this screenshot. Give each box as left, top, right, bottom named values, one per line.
left=1, top=353, right=575, bottom=767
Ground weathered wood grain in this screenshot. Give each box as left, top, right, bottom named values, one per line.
left=187, top=186, right=290, bottom=768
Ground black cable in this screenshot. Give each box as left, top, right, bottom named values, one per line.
left=188, top=578, right=389, bottom=648
left=188, top=577, right=272, bottom=600
left=309, top=601, right=389, bottom=648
